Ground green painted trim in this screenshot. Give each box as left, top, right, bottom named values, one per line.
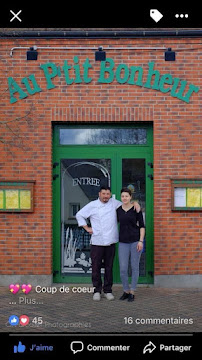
left=173, top=180, right=202, bottom=184
left=173, top=207, right=202, bottom=211
left=0, top=182, right=29, bottom=186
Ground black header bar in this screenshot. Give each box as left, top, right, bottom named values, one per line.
left=0, top=5, right=201, bottom=28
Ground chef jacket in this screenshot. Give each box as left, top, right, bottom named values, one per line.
left=76, top=197, right=122, bottom=246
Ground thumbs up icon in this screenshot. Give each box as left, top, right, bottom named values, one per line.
left=13, top=341, right=26, bottom=353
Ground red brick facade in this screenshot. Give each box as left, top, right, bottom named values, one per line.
left=0, top=34, right=201, bottom=284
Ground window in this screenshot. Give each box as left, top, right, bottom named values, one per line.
left=59, top=128, right=147, bottom=145
left=171, top=180, right=202, bottom=211
left=69, top=203, right=80, bottom=218
left=0, top=181, right=34, bottom=212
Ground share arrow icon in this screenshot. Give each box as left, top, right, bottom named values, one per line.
left=143, top=341, right=156, bottom=354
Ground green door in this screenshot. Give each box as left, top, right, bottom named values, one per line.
left=52, top=125, right=153, bottom=284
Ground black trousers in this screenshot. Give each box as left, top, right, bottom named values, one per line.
left=90, top=244, right=116, bottom=294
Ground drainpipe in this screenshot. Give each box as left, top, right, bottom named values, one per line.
left=0, top=30, right=202, bottom=38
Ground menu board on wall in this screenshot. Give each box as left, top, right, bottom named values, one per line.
left=172, top=180, right=202, bottom=211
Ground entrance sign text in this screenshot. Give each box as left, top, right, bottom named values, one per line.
left=7, top=57, right=199, bottom=104
left=72, top=177, right=100, bottom=186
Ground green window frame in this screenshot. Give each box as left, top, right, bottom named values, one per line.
left=171, top=179, right=202, bottom=211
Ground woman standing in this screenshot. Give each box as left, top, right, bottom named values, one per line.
left=117, top=188, right=145, bottom=302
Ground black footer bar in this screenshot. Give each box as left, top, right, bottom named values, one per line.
left=4, top=332, right=202, bottom=359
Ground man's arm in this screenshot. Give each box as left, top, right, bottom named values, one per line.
left=113, top=199, right=122, bottom=209
left=76, top=202, right=93, bottom=227
left=113, top=197, right=141, bottom=212
left=132, top=201, right=141, bottom=213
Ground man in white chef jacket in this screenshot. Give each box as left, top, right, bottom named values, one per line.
left=76, top=186, right=140, bottom=301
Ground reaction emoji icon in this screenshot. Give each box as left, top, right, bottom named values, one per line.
left=9, top=315, right=19, bottom=326
left=9, top=284, right=20, bottom=294
left=21, top=284, right=32, bottom=294
left=19, top=315, right=30, bottom=326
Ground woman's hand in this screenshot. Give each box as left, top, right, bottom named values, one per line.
left=137, top=241, right=143, bottom=252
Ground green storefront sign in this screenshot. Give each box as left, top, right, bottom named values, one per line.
left=7, top=57, right=199, bottom=104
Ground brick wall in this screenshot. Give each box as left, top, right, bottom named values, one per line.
left=0, top=36, right=201, bottom=278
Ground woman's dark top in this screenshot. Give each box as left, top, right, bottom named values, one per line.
left=116, top=206, right=145, bottom=243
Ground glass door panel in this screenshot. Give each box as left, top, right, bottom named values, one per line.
left=61, top=158, right=111, bottom=276
left=122, top=159, right=146, bottom=277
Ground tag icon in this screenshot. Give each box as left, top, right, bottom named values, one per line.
left=150, top=9, right=163, bottom=23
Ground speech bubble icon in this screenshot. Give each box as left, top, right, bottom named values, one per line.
left=70, top=341, right=84, bottom=354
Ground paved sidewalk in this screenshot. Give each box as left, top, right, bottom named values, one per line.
left=1, top=285, right=202, bottom=333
